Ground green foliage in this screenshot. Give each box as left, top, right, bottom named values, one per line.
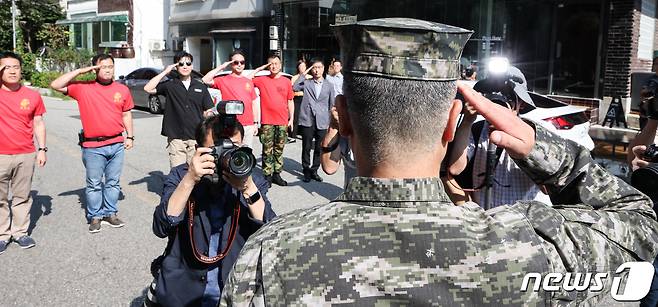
left=18, top=51, right=34, bottom=80
left=29, top=70, right=60, bottom=88
left=0, top=0, right=65, bottom=52
left=30, top=70, right=95, bottom=89
left=36, top=24, right=68, bottom=50
left=41, top=48, right=94, bottom=72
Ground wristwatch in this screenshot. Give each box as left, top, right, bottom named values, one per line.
left=126, top=136, right=135, bottom=140
left=38, top=147, right=48, bottom=152
left=244, top=191, right=261, bottom=205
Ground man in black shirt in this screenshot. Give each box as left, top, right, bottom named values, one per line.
left=144, top=51, right=214, bottom=168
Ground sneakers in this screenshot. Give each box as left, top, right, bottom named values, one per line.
left=286, top=138, right=296, bottom=144
left=0, top=240, right=8, bottom=255
left=101, top=215, right=125, bottom=228
left=15, top=236, right=36, bottom=249
left=89, top=218, right=101, bottom=233
left=271, top=173, right=288, bottom=186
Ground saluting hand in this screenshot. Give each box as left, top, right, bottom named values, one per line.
left=457, top=82, right=535, bottom=159
left=164, top=63, right=178, bottom=74
left=78, top=65, right=101, bottom=74
left=0, top=64, right=5, bottom=72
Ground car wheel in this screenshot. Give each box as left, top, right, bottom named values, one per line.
left=148, top=95, right=163, bottom=114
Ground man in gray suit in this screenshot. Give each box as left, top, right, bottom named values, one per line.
left=293, top=58, right=336, bottom=182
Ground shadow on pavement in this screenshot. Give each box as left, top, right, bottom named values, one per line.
left=281, top=157, right=343, bottom=200
left=129, top=171, right=166, bottom=196
left=58, top=188, right=86, bottom=210
left=58, top=187, right=126, bottom=211
left=28, top=190, right=53, bottom=235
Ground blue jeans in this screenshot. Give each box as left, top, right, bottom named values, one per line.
left=82, top=143, right=125, bottom=221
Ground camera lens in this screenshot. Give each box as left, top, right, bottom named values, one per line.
left=228, top=149, right=254, bottom=176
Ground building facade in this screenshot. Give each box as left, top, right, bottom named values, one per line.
left=271, top=0, right=658, bottom=102
left=57, top=0, right=168, bottom=78
left=168, top=0, right=272, bottom=74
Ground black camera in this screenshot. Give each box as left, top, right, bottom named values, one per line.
left=643, top=144, right=658, bottom=163
left=203, top=100, right=256, bottom=184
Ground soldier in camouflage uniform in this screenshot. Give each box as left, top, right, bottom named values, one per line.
left=253, top=55, right=295, bottom=186
left=220, top=18, right=658, bottom=306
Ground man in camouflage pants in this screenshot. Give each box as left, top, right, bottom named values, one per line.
left=220, top=18, right=658, bottom=306
left=253, top=54, right=294, bottom=186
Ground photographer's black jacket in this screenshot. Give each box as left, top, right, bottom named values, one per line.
left=152, top=164, right=276, bottom=307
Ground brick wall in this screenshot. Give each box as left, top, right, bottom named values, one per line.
left=604, top=0, right=656, bottom=98
left=603, top=0, right=636, bottom=98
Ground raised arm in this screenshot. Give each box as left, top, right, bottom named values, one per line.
left=144, top=63, right=177, bottom=94
left=245, top=62, right=272, bottom=79
left=202, top=61, right=234, bottom=85
left=447, top=103, right=477, bottom=176
left=50, top=65, right=99, bottom=94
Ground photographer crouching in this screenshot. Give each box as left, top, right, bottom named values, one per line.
left=150, top=101, right=275, bottom=307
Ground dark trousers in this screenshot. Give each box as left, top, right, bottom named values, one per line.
left=292, top=96, right=303, bottom=137
left=300, top=125, right=327, bottom=175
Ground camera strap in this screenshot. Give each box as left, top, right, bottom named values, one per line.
left=185, top=197, right=241, bottom=265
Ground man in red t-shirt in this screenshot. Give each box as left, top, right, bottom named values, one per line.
left=202, top=50, right=258, bottom=148
left=0, top=51, right=47, bottom=254
left=252, top=55, right=294, bottom=186
left=51, top=54, right=134, bottom=233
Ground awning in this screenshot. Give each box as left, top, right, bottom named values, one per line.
left=56, top=14, right=128, bottom=25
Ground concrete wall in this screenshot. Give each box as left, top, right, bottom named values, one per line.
left=66, top=0, right=97, bottom=17
left=169, top=0, right=268, bottom=23
left=133, top=0, right=166, bottom=69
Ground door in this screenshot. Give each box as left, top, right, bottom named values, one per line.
left=550, top=0, right=602, bottom=97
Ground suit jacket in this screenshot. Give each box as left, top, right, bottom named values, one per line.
left=293, top=77, right=336, bottom=130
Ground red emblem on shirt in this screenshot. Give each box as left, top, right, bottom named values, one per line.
left=113, top=92, right=122, bottom=103
left=19, top=99, right=30, bottom=110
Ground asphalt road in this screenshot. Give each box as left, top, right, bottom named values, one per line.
left=0, top=96, right=345, bottom=306
left=0, top=96, right=637, bottom=306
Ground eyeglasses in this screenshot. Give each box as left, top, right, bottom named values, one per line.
left=178, top=62, right=192, bottom=67
left=233, top=61, right=245, bottom=66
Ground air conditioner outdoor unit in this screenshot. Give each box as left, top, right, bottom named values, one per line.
left=149, top=40, right=165, bottom=51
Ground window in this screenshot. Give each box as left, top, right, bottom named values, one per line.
left=73, top=24, right=83, bottom=48
left=101, top=21, right=110, bottom=42
left=111, top=22, right=127, bottom=42
left=99, top=21, right=127, bottom=43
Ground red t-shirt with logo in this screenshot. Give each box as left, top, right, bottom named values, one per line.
left=67, top=81, right=134, bottom=148
left=212, top=74, right=257, bottom=126
left=253, top=75, right=294, bottom=126
left=0, top=86, right=46, bottom=154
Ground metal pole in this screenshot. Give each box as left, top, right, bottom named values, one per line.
left=12, top=0, right=17, bottom=51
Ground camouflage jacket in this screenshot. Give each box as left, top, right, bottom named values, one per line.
left=220, top=125, right=658, bottom=306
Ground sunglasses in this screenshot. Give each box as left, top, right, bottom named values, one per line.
left=178, top=62, right=192, bottom=67
left=233, top=60, right=245, bottom=65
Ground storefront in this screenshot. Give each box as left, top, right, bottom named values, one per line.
left=275, top=0, right=609, bottom=98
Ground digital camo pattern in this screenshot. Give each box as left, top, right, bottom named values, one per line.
left=259, top=124, right=287, bottom=176
left=333, top=18, right=473, bottom=81
left=220, top=124, right=658, bottom=307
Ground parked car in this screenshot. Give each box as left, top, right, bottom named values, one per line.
left=117, top=68, right=204, bottom=114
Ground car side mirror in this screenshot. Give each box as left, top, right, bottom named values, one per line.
left=119, top=75, right=125, bottom=80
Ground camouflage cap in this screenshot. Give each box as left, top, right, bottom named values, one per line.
left=333, top=18, right=473, bottom=81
